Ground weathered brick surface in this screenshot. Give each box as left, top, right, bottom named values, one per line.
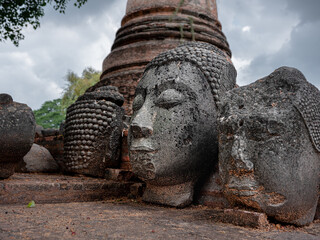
left=0, top=173, right=137, bottom=204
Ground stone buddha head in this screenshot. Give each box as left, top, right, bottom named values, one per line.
left=129, top=42, right=237, bottom=207
left=63, top=86, right=124, bottom=177
left=0, top=93, right=35, bottom=179
left=219, top=67, right=320, bottom=226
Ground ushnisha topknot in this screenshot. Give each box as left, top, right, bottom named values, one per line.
left=78, top=86, right=124, bottom=106
left=145, top=42, right=237, bottom=106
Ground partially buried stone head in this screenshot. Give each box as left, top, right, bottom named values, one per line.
left=219, top=67, right=320, bottom=226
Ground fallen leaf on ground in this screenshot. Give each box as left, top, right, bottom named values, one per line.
left=27, top=201, right=36, bottom=208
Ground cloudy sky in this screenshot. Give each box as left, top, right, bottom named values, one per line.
left=0, top=0, right=319, bottom=110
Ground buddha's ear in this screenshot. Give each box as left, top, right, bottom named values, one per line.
left=271, top=67, right=320, bottom=153
left=290, top=80, right=320, bottom=152
left=219, top=62, right=237, bottom=94
left=215, top=62, right=237, bottom=110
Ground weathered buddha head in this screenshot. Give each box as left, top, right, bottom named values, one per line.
left=129, top=42, right=237, bottom=207
left=219, top=67, right=320, bottom=226
left=0, top=93, right=35, bottom=179
left=63, top=86, right=124, bottom=177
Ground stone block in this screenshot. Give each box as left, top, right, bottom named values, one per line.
left=17, top=144, right=59, bottom=173
left=221, top=209, right=269, bottom=228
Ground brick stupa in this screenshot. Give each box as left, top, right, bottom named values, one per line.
left=89, top=0, right=232, bottom=114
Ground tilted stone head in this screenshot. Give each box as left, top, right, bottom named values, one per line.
left=63, top=86, right=124, bottom=177
left=219, top=67, right=320, bottom=226
left=129, top=42, right=236, bottom=207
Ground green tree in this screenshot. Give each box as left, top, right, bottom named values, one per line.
left=0, top=0, right=88, bottom=46
left=61, top=67, right=100, bottom=112
left=33, top=98, right=65, bottom=129
left=34, top=67, right=100, bottom=129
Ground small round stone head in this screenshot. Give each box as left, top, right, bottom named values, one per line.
left=219, top=67, right=320, bottom=226
left=129, top=42, right=237, bottom=207
left=0, top=94, right=35, bottom=179
left=63, top=86, right=124, bottom=177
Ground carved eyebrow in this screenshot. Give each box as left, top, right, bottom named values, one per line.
left=155, top=80, right=196, bottom=99
left=135, top=69, right=154, bottom=96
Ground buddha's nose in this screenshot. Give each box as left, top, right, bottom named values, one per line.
left=231, top=134, right=253, bottom=171
left=130, top=106, right=153, bottom=138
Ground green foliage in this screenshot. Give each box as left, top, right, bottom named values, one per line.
left=173, top=0, right=185, bottom=17
left=0, top=0, right=88, bottom=46
left=33, top=98, right=65, bottom=129
left=61, top=67, right=100, bottom=111
left=170, top=0, right=195, bottom=42
left=188, top=17, right=195, bottom=41
left=33, top=67, right=100, bottom=129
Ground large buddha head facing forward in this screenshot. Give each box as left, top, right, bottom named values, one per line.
left=129, top=42, right=236, bottom=207
left=219, top=67, right=320, bottom=226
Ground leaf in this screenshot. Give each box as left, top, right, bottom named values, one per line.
left=27, top=200, right=36, bottom=208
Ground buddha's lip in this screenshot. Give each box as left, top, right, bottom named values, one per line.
left=130, top=139, right=157, bottom=152
left=225, top=188, right=259, bottom=197
left=130, top=145, right=157, bottom=152
left=226, top=183, right=258, bottom=191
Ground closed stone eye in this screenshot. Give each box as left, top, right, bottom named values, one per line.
left=155, top=89, right=184, bottom=109
left=132, top=94, right=145, bottom=111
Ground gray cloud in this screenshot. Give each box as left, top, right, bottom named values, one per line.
left=217, top=0, right=320, bottom=89
left=0, top=0, right=319, bottom=110
left=0, top=0, right=127, bottom=109
left=286, top=0, right=320, bottom=24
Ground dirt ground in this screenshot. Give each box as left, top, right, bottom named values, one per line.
left=0, top=199, right=319, bottom=240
